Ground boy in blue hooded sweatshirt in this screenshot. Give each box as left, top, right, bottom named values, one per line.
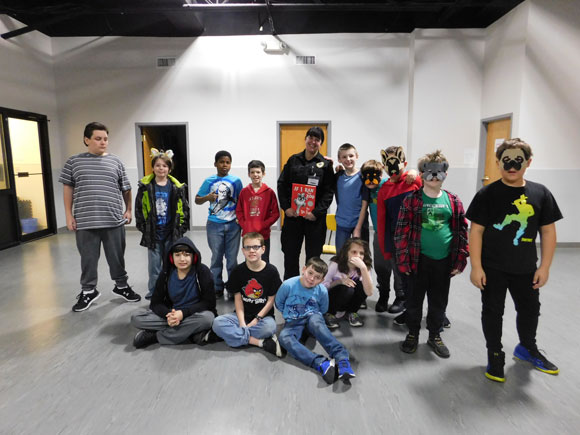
left=131, top=237, right=217, bottom=348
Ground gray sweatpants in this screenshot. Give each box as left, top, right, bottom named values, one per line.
left=76, top=226, right=129, bottom=291
left=131, top=310, right=215, bottom=345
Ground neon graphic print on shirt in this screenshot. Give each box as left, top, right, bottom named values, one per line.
left=422, top=203, right=448, bottom=231
left=493, top=194, right=535, bottom=246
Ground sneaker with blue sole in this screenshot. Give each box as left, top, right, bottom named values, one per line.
left=337, top=359, right=356, bottom=380
left=317, top=359, right=336, bottom=384
left=513, top=344, right=559, bottom=375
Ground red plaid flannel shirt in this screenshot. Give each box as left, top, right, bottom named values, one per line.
left=394, top=189, right=469, bottom=275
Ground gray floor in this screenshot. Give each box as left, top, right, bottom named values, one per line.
left=0, top=230, right=579, bottom=434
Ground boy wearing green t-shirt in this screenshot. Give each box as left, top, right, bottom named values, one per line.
left=393, top=150, right=469, bottom=358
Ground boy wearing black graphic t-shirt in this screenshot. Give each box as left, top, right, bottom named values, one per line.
left=466, top=138, right=562, bottom=383
left=212, top=232, right=284, bottom=357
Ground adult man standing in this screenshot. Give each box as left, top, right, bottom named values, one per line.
left=60, top=122, right=141, bottom=312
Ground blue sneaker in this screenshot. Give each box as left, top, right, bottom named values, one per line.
left=513, top=344, right=559, bottom=375
left=337, top=359, right=356, bottom=380
left=317, top=359, right=336, bottom=384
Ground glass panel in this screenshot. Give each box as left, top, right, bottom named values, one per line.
left=8, top=117, right=48, bottom=234
left=0, top=115, right=9, bottom=190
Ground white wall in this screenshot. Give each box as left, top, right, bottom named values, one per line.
left=51, top=33, right=411, bottom=226
left=411, top=28, right=485, bottom=207
left=1, top=0, right=579, bottom=241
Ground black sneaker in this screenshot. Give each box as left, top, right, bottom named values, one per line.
left=317, top=359, right=336, bottom=384
left=485, top=350, right=506, bottom=382
left=400, top=334, right=419, bottom=353
left=513, top=344, right=559, bottom=375
left=388, top=297, right=405, bottom=314
left=359, top=301, right=367, bottom=310
left=133, top=330, right=158, bottom=349
left=428, top=334, right=450, bottom=358
left=324, top=313, right=340, bottom=330
left=348, top=312, right=364, bottom=327
left=72, top=290, right=101, bottom=312
left=112, top=285, right=141, bottom=302
left=215, top=290, right=224, bottom=299
left=438, top=316, right=452, bottom=333
left=262, top=335, right=284, bottom=358
left=375, top=297, right=389, bottom=313
left=393, top=311, right=406, bottom=326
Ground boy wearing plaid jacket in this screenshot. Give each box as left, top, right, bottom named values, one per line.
left=394, top=150, right=468, bottom=358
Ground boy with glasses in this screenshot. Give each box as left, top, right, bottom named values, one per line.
left=212, top=232, right=284, bottom=357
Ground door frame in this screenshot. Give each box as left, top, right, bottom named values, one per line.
left=0, top=106, right=57, bottom=248
left=477, top=113, right=512, bottom=190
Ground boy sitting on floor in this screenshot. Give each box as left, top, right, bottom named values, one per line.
left=131, top=237, right=216, bottom=348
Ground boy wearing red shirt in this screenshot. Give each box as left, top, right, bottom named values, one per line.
left=236, top=160, right=280, bottom=263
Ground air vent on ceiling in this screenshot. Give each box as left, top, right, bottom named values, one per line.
left=157, top=57, right=176, bottom=68
left=296, top=55, right=316, bottom=65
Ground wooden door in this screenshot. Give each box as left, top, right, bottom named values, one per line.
left=483, top=118, right=511, bottom=185
left=279, top=123, right=329, bottom=225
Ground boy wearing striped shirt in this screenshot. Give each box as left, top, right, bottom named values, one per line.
left=59, top=122, right=141, bottom=312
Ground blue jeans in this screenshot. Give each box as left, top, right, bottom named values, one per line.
left=147, top=238, right=173, bottom=297
left=206, top=220, right=241, bottom=292
left=212, top=313, right=277, bottom=347
left=335, top=225, right=354, bottom=253
left=278, top=312, right=349, bottom=369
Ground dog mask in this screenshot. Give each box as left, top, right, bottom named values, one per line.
left=419, top=161, right=449, bottom=181
left=381, top=148, right=405, bottom=176
left=362, top=166, right=383, bottom=186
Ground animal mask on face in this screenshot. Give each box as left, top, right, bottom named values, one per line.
left=420, top=161, right=449, bottom=181
left=499, top=148, right=527, bottom=171
left=362, top=166, right=383, bottom=186
left=381, top=148, right=405, bottom=176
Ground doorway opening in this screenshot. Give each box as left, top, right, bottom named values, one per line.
left=135, top=122, right=190, bottom=204
left=478, top=115, right=512, bottom=189
left=0, top=108, right=56, bottom=250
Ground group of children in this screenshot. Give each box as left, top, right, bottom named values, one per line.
left=61, top=123, right=562, bottom=385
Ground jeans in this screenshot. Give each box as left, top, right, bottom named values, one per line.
left=206, top=220, right=241, bottom=292
left=335, top=226, right=353, bottom=253
left=212, top=313, right=277, bottom=347
left=278, top=312, right=349, bottom=369
left=481, top=267, right=539, bottom=352
left=147, top=238, right=173, bottom=297
left=75, top=226, right=128, bottom=291
left=406, top=255, right=451, bottom=335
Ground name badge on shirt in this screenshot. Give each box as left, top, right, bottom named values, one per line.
left=308, top=177, right=319, bottom=186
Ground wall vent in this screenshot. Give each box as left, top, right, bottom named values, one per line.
left=296, top=55, right=316, bottom=65
left=157, top=57, right=176, bottom=68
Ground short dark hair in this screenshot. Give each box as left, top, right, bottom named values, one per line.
left=495, top=138, right=533, bottom=161
left=305, top=126, right=324, bottom=145
left=215, top=150, right=232, bottom=163
left=83, top=122, right=108, bottom=143
left=242, top=232, right=265, bottom=246
left=248, top=160, right=265, bottom=173
left=304, top=257, right=328, bottom=276
left=337, top=143, right=357, bottom=158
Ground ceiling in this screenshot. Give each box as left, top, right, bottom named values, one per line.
left=0, top=0, right=524, bottom=40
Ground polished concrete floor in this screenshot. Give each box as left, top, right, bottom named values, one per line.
left=0, top=230, right=579, bottom=434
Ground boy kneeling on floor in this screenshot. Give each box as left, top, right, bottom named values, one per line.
left=131, top=237, right=216, bottom=348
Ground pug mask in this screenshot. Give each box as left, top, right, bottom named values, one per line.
left=419, top=161, right=449, bottom=181
left=500, top=148, right=527, bottom=171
